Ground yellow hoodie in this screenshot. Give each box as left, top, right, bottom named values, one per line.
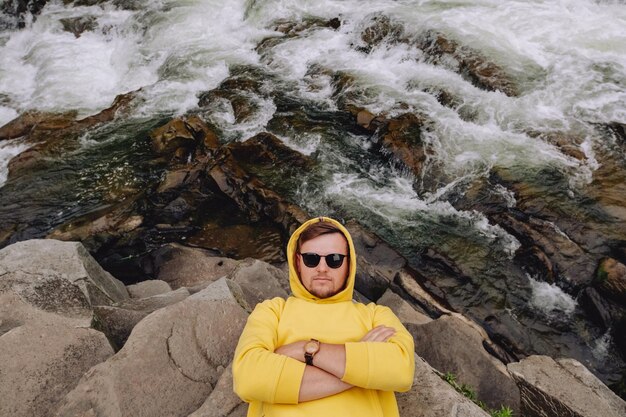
left=233, top=217, right=415, bottom=417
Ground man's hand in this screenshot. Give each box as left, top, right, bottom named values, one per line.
left=359, top=325, right=396, bottom=342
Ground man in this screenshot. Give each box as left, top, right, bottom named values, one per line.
left=233, top=217, right=415, bottom=416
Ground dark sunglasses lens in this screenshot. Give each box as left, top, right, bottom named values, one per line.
left=301, top=253, right=321, bottom=268
left=326, top=254, right=345, bottom=269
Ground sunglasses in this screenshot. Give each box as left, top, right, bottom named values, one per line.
left=298, top=252, right=348, bottom=269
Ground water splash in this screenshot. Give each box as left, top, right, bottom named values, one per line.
left=528, top=274, right=578, bottom=317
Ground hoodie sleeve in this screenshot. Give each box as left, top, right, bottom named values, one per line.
left=341, top=304, right=415, bottom=392
left=232, top=297, right=306, bottom=404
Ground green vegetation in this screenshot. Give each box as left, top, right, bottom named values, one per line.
left=442, top=372, right=513, bottom=417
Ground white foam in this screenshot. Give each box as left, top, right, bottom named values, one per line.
left=0, top=139, right=31, bottom=186
left=528, top=274, right=577, bottom=317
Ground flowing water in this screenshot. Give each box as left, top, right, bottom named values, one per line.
left=1, top=0, right=626, bottom=391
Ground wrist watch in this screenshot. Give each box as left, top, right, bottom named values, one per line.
left=304, top=339, right=320, bottom=366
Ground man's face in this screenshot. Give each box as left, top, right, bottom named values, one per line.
left=296, top=232, right=349, bottom=299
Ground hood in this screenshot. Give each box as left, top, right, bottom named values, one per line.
left=287, top=217, right=357, bottom=303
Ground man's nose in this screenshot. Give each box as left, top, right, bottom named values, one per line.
left=316, top=257, right=329, bottom=271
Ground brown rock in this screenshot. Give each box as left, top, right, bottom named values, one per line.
left=377, top=113, right=428, bottom=176
left=92, top=305, right=147, bottom=351
left=0, top=111, right=76, bottom=141
left=596, top=257, right=626, bottom=305
left=149, top=118, right=198, bottom=155
left=60, top=16, right=97, bottom=37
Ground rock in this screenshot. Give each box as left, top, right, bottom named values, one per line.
left=579, top=287, right=617, bottom=329
left=507, top=355, right=626, bottom=417
left=60, top=16, right=97, bottom=37
left=0, top=270, right=92, bottom=323
left=0, top=111, right=76, bottom=141
left=0, top=292, right=114, bottom=417
left=149, top=118, right=198, bottom=156
left=227, top=132, right=312, bottom=170
left=226, top=259, right=289, bottom=308
left=189, top=277, right=250, bottom=312
left=418, top=30, right=518, bottom=97
left=0, top=239, right=128, bottom=306
left=407, top=315, right=520, bottom=412
left=151, top=243, right=240, bottom=289
left=92, top=305, right=147, bottom=351
left=358, top=15, right=406, bottom=53
left=378, top=288, right=432, bottom=326
left=491, top=212, right=596, bottom=291
left=376, top=113, right=428, bottom=177
left=156, top=168, right=201, bottom=193
left=396, top=353, right=491, bottom=417
left=187, top=363, right=243, bottom=417
left=114, top=287, right=190, bottom=313
left=206, top=146, right=309, bottom=234
left=55, top=297, right=249, bottom=417
left=127, top=280, right=172, bottom=298
left=596, top=257, right=626, bottom=305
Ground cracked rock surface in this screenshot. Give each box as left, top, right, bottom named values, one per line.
left=55, top=294, right=248, bottom=417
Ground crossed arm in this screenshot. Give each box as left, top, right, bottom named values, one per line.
left=275, top=325, right=397, bottom=402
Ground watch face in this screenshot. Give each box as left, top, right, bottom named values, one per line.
left=305, top=341, right=319, bottom=354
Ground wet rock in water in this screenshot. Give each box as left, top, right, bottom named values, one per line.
left=0, top=111, right=77, bottom=141
left=60, top=16, right=97, bottom=38
left=197, top=66, right=271, bottom=124
left=579, top=286, right=623, bottom=330
left=227, top=132, right=312, bottom=171
left=396, top=353, right=491, bottom=417
left=491, top=212, right=597, bottom=291
left=55, top=295, right=248, bottom=417
left=595, top=257, right=626, bottom=306
left=357, top=15, right=406, bottom=53
left=0, top=239, right=129, bottom=306
left=1, top=0, right=48, bottom=28
left=149, top=118, right=199, bottom=156
left=507, top=355, right=626, bottom=417
left=417, top=30, right=518, bottom=97
left=0, top=293, right=114, bottom=417
left=6, top=91, right=137, bottom=179
left=407, top=315, right=521, bottom=413
left=150, top=243, right=240, bottom=290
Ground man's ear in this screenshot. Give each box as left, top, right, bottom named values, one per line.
left=295, top=253, right=301, bottom=276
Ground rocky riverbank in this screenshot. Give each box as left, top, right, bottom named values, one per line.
left=1, top=238, right=625, bottom=417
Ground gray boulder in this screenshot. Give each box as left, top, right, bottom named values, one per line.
left=152, top=243, right=239, bottom=289
left=114, top=287, right=190, bottom=313
left=188, top=363, right=244, bottom=417
left=190, top=277, right=250, bottom=312
left=227, top=258, right=289, bottom=307
left=55, top=293, right=248, bottom=417
left=378, top=288, right=432, bottom=326
left=407, top=314, right=520, bottom=413
left=0, top=239, right=128, bottom=305
left=397, top=354, right=490, bottom=417
left=507, top=355, right=626, bottom=417
left=127, top=280, right=172, bottom=298
left=0, top=292, right=114, bottom=417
